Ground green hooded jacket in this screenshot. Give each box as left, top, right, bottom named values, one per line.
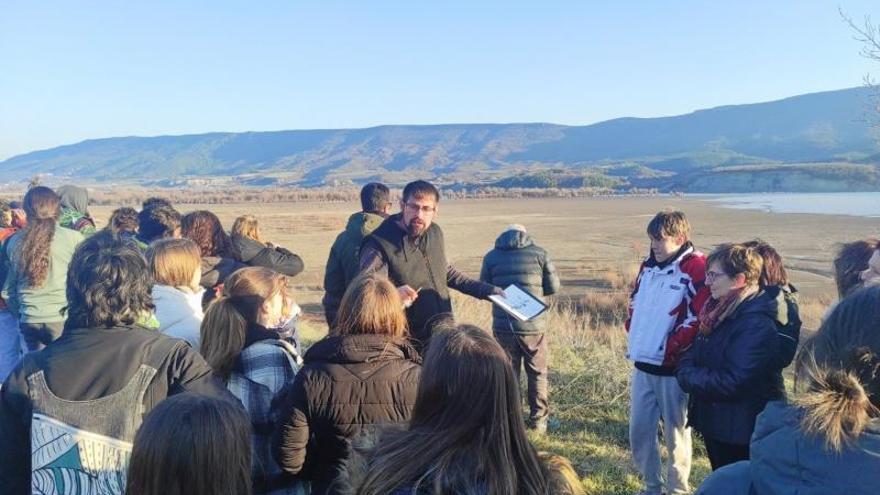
left=321, top=211, right=385, bottom=325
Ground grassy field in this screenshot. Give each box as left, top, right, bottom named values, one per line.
left=90, top=195, right=858, bottom=494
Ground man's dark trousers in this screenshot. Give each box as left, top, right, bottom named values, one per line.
left=494, top=331, right=549, bottom=422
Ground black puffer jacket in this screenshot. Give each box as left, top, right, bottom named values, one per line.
left=676, top=290, right=781, bottom=445
left=273, top=334, right=421, bottom=494
left=479, top=230, right=560, bottom=333
left=231, top=234, right=304, bottom=277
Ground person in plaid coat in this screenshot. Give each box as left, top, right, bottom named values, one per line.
left=201, top=266, right=308, bottom=495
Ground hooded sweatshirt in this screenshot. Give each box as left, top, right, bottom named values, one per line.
left=57, top=185, right=96, bottom=235
left=479, top=229, right=560, bottom=334
left=152, top=284, right=205, bottom=348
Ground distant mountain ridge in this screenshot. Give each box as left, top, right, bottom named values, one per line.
left=1, top=86, right=878, bottom=191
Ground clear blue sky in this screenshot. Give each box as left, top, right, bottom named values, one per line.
left=1, top=1, right=877, bottom=160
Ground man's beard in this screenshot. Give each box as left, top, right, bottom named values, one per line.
left=407, top=218, right=427, bottom=237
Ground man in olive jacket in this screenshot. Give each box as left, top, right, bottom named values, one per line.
left=322, top=183, right=392, bottom=327
left=480, top=224, right=560, bottom=432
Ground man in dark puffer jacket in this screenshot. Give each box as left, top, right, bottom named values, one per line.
left=480, top=224, right=560, bottom=433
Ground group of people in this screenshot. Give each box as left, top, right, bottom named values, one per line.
left=625, top=210, right=880, bottom=495
left=0, top=179, right=878, bottom=495
left=0, top=181, right=572, bottom=495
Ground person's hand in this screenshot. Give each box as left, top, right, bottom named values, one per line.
left=398, top=285, right=419, bottom=307
left=491, top=286, right=506, bottom=298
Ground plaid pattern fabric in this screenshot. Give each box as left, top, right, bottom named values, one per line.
left=228, top=340, right=308, bottom=495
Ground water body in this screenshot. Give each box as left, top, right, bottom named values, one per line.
left=702, top=192, right=880, bottom=218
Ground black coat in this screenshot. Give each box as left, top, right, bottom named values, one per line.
left=479, top=230, right=560, bottom=333
left=676, top=290, right=781, bottom=445
left=231, top=234, right=305, bottom=277
left=273, top=334, right=421, bottom=494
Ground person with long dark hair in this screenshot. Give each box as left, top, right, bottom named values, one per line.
left=343, top=324, right=551, bottom=495
left=2, top=186, right=84, bottom=350
left=676, top=244, right=781, bottom=470
left=181, top=210, right=245, bottom=307
left=273, top=274, right=421, bottom=495
left=697, top=284, right=880, bottom=494
left=200, top=266, right=306, bottom=495
left=126, top=393, right=253, bottom=495
left=0, top=236, right=227, bottom=494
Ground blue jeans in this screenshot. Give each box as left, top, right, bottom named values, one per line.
left=0, top=311, right=23, bottom=383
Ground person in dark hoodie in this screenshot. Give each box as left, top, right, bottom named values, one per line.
left=56, top=185, right=97, bottom=235
left=274, top=274, right=421, bottom=495
left=231, top=214, right=304, bottom=277
left=480, top=223, right=560, bottom=433
left=322, top=182, right=392, bottom=327
left=742, top=240, right=801, bottom=383
left=676, top=243, right=780, bottom=471
left=359, top=180, right=501, bottom=352
left=696, top=284, right=880, bottom=495
left=181, top=210, right=245, bottom=308
left=0, top=236, right=229, bottom=494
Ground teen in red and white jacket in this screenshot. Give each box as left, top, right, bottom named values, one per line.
left=626, top=242, right=710, bottom=374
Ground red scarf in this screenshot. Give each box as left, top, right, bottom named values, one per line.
left=698, top=285, right=757, bottom=335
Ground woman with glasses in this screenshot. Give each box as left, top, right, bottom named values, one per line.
left=676, top=243, right=781, bottom=471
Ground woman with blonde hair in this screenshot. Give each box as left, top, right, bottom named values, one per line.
left=676, top=243, right=781, bottom=470
left=147, top=238, right=204, bottom=348
left=231, top=215, right=304, bottom=277
left=273, top=274, right=421, bottom=495
left=697, top=284, right=880, bottom=495
left=200, top=266, right=306, bottom=495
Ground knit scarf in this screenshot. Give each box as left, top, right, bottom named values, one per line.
left=699, top=285, right=757, bottom=335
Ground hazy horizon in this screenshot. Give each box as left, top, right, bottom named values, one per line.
left=1, top=1, right=877, bottom=161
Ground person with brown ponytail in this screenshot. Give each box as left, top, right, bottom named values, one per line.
left=696, top=284, right=880, bottom=495
left=200, top=267, right=307, bottom=495
left=1, top=186, right=84, bottom=350
left=676, top=243, right=781, bottom=470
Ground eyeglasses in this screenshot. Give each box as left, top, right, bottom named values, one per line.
left=705, top=270, right=727, bottom=283
left=404, top=202, right=436, bottom=214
